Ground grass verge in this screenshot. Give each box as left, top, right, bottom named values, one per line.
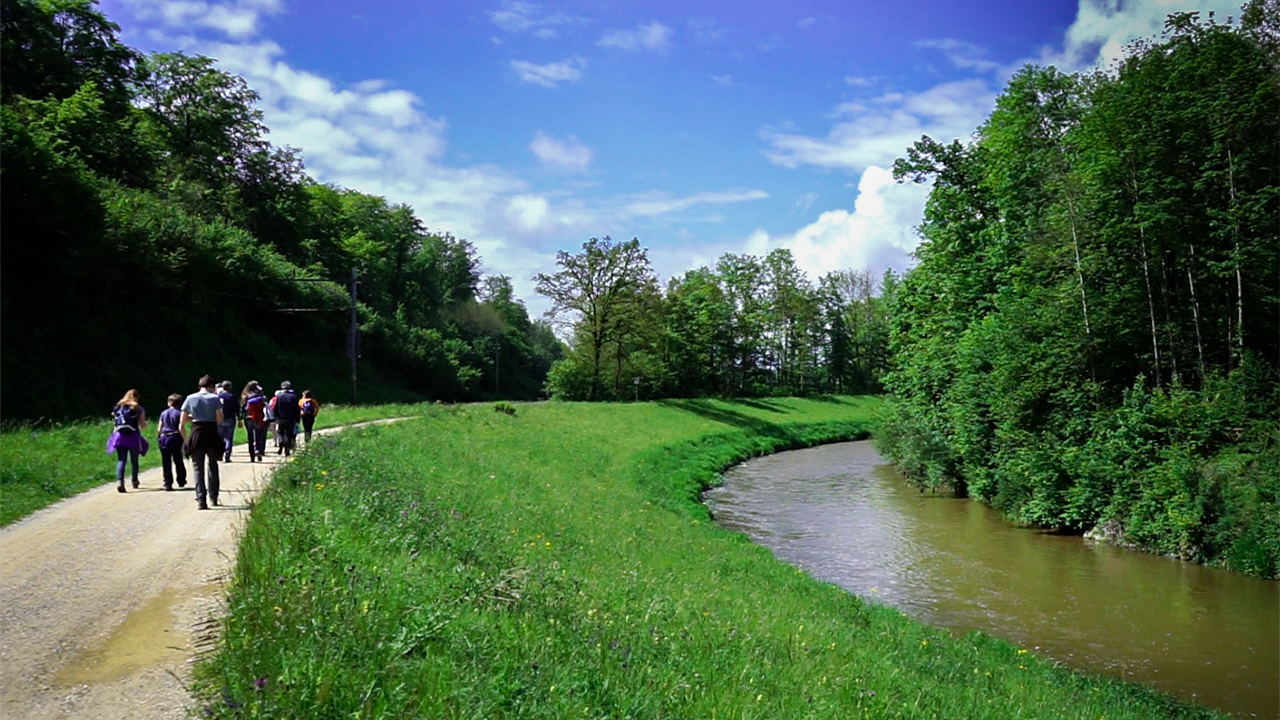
left=0, top=403, right=425, bottom=526
left=197, top=397, right=1221, bottom=719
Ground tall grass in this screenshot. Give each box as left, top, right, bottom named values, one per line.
left=0, top=403, right=426, bottom=526
left=197, top=398, right=1221, bottom=719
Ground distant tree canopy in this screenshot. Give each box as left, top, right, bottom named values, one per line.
left=0, top=0, right=562, bottom=418
left=879, top=6, right=1280, bottom=577
left=537, top=238, right=895, bottom=401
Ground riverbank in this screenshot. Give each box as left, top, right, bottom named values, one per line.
left=0, top=402, right=426, bottom=526
left=196, top=398, right=1222, bottom=719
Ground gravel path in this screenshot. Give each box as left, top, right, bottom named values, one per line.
left=0, top=422, right=401, bottom=719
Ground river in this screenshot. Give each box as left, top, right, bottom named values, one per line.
left=702, top=441, right=1279, bottom=719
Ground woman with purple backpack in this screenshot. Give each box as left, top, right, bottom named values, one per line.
left=107, top=389, right=148, bottom=493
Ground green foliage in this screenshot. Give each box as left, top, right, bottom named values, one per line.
left=881, top=16, right=1280, bottom=577
left=0, top=0, right=560, bottom=420
left=196, top=399, right=1221, bottom=719
left=538, top=242, right=894, bottom=401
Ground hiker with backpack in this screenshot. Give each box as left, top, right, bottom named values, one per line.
left=241, top=380, right=268, bottom=462
left=299, top=390, right=320, bottom=444
left=217, top=380, right=239, bottom=462
left=180, top=375, right=225, bottom=510
left=273, top=381, right=300, bottom=457
left=107, top=389, right=148, bottom=493
left=156, top=393, right=187, bottom=490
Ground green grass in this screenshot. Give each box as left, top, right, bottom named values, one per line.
left=0, top=403, right=425, bottom=526
left=196, top=397, right=1222, bottom=719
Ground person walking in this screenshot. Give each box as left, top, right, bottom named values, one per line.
left=107, top=389, right=147, bottom=493
left=241, top=380, right=268, bottom=462
left=299, top=389, right=320, bottom=444
left=181, top=375, right=224, bottom=510
left=156, top=393, right=187, bottom=490
left=274, top=381, right=300, bottom=457
left=217, top=380, right=239, bottom=462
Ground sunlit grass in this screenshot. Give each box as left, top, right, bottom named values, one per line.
left=197, top=397, right=1221, bottom=719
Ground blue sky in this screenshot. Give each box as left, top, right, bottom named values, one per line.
left=101, top=0, right=1245, bottom=314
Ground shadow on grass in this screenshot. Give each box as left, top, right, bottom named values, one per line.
left=657, top=399, right=791, bottom=435
left=730, top=398, right=790, bottom=413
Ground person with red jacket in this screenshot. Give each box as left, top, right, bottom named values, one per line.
left=240, top=380, right=268, bottom=462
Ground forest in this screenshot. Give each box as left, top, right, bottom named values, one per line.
left=0, top=0, right=893, bottom=420
left=1, top=0, right=565, bottom=418
left=878, top=7, right=1280, bottom=577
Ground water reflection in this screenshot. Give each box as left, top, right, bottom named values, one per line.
left=703, top=441, right=1279, bottom=719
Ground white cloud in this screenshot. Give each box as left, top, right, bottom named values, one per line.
left=1041, top=0, right=1243, bottom=71
left=711, top=74, right=734, bottom=86
left=798, top=17, right=817, bottom=27
left=488, top=1, right=586, bottom=38
left=119, top=0, right=281, bottom=38
left=529, top=131, right=593, bottom=172
left=510, top=58, right=585, bottom=87
left=915, top=39, right=1000, bottom=73
left=597, top=22, right=673, bottom=52
left=762, top=79, right=994, bottom=173
left=845, top=76, right=875, bottom=87
left=507, top=194, right=552, bottom=230
left=623, top=190, right=768, bottom=217
left=743, top=167, right=930, bottom=281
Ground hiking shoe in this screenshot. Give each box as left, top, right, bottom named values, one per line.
left=117, top=485, right=126, bottom=493
left=211, top=497, right=220, bottom=506
left=198, top=501, right=209, bottom=510
left=132, top=480, right=140, bottom=489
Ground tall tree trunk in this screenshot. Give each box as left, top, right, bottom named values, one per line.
left=1227, top=146, right=1244, bottom=366
left=1158, top=253, right=1179, bottom=378
left=1138, top=229, right=1163, bottom=385
left=1185, top=242, right=1206, bottom=377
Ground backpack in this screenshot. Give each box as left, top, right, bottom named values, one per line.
left=113, top=404, right=138, bottom=433
left=301, top=398, right=317, bottom=417
left=263, top=398, right=276, bottom=422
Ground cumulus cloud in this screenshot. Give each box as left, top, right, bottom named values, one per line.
left=118, top=0, right=282, bottom=38
left=511, top=58, right=585, bottom=87
left=762, top=79, right=994, bottom=173
left=1041, top=0, right=1244, bottom=71
left=597, top=22, right=673, bottom=52
left=529, top=131, right=593, bottom=171
left=488, top=1, right=586, bottom=39
left=741, top=167, right=930, bottom=281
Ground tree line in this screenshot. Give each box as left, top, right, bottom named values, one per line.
left=878, top=6, right=1279, bottom=577
left=1, top=0, right=563, bottom=419
left=535, top=237, right=894, bottom=401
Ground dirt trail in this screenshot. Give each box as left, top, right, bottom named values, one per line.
left=0, top=422, right=401, bottom=719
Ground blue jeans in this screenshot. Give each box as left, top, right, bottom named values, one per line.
left=218, top=419, right=237, bottom=461
left=116, top=447, right=139, bottom=486
left=245, top=421, right=267, bottom=458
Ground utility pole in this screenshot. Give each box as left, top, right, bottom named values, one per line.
left=347, top=268, right=360, bottom=405
left=495, top=336, right=501, bottom=395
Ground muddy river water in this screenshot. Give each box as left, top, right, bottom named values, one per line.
left=703, top=441, right=1279, bottom=719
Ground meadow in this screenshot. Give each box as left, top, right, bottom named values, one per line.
left=0, top=402, right=423, bottom=526
left=196, top=397, right=1221, bottom=719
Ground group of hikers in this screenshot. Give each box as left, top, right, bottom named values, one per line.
left=107, top=376, right=321, bottom=510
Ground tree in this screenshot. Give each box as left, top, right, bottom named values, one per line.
left=536, top=237, right=657, bottom=400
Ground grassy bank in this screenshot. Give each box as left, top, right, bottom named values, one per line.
left=0, top=403, right=424, bottom=526
left=198, top=397, right=1220, bottom=719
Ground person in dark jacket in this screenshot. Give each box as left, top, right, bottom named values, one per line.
left=273, top=381, right=300, bottom=457
left=156, top=393, right=187, bottom=490
left=181, top=375, right=224, bottom=510
left=217, top=380, right=239, bottom=462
